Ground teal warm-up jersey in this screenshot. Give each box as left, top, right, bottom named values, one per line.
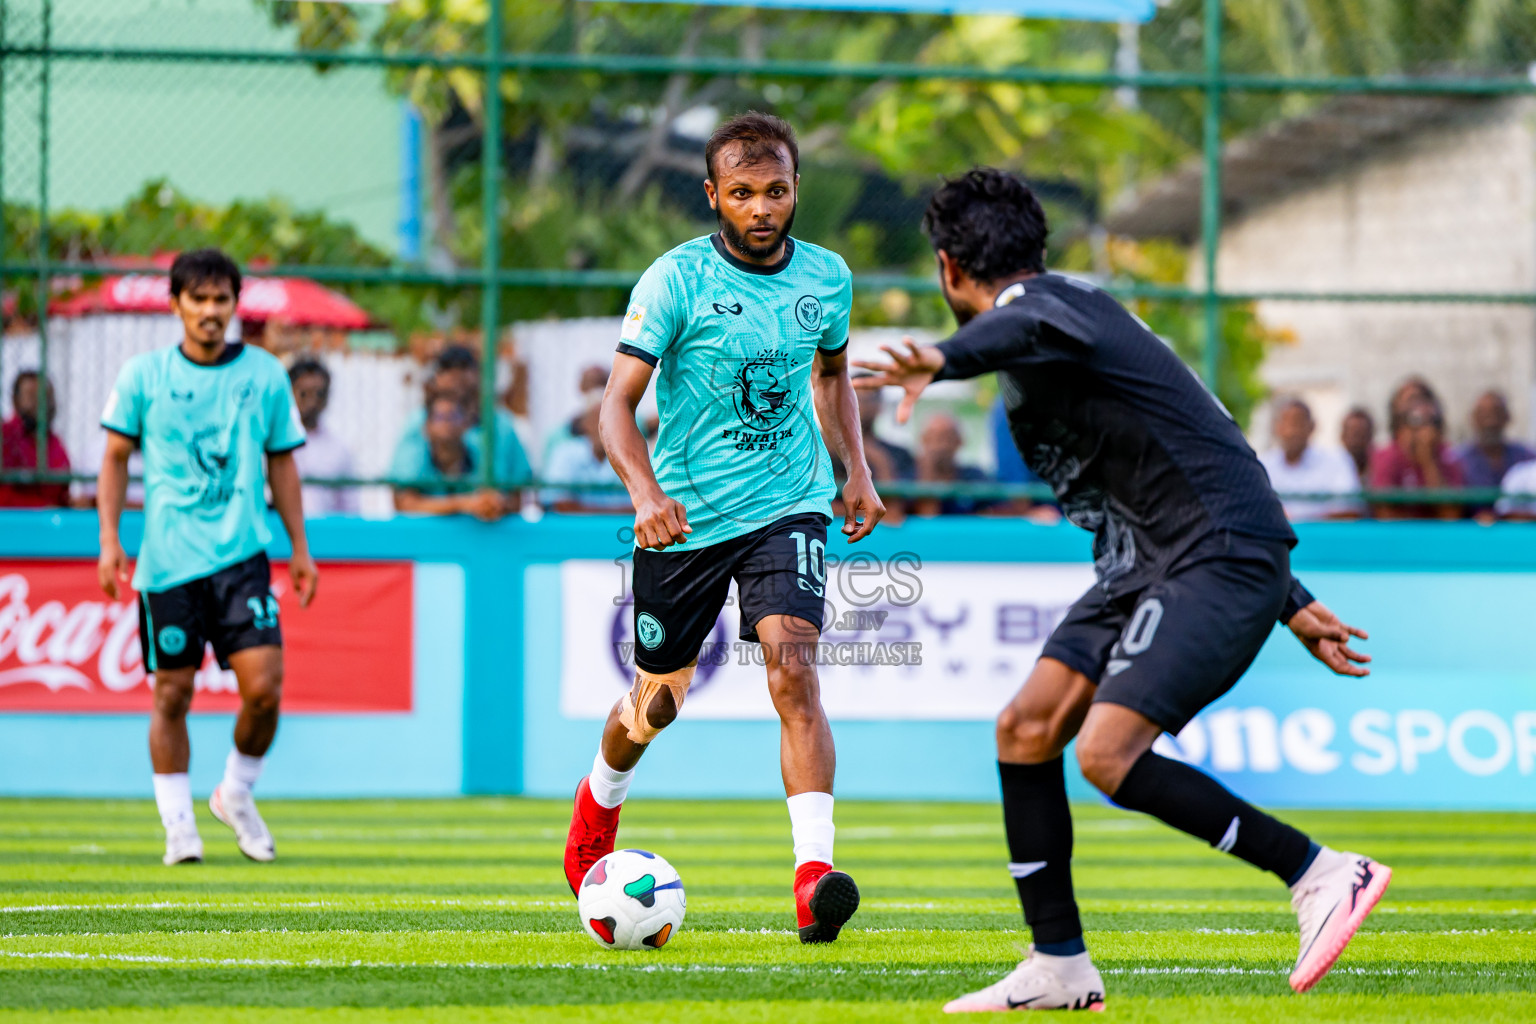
left=618, top=234, right=851, bottom=549
left=101, top=343, right=306, bottom=592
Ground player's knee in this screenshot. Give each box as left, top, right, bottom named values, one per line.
left=643, top=686, right=678, bottom=731
left=767, top=660, right=821, bottom=724
left=242, top=673, right=283, bottom=718
left=996, top=705, right=1065, bottom=762
left=152, top=678, right=194, bottom=719
left=620, top=664, right=694, bottom=745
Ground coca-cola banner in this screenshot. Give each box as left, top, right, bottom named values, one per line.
left=0, top=560, right=413, bottom=713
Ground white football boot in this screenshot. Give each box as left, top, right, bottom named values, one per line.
left=944, top=946, right=1106, bottom=1013
left=1289, top=848, right=1392, bottom=993
left=209, top=784, right=276, bottom=862
left=162, top=821, right=204, bottom=866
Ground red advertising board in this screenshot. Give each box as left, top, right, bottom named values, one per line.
left=0, top=560, right=413, bottom=713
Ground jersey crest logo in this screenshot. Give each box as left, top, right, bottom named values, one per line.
left=157, top=625, right=187, bottom=656
left=712, top=301, right=743, bottom=316
left=731, top=356, right=795, bottom=431
left=189, top=425, right=237, bottom=508
left=795, top=295, right=823, bottom=332
left=636, top=613, right=665, bottom=650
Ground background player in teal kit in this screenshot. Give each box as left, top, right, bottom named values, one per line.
left=564, top=113, right=884, bottom=943
left=97, top=249, right=319, bottom=867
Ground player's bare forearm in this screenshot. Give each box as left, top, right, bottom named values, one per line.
left=813, top=348, right=868, bottom=476
left=268, top=451, right=319, bottom=606
left=267, top=452, right=309, bottom=558
left=814, top=348, right=885, bottom=541
left=604, top=352, right=690, bottom=548
left=96, top=435, right=132, bottom=545
left=96, top=433, right=134, bottom=599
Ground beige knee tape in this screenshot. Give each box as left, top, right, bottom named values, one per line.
left=619, top=663, right=696, bottom=744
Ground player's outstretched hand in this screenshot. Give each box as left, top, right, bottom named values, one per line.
left=852, top=338, right=945, bottom=424
left=290, top=552, right=319, bottom=609
left=634, top=493, right=691, bottom=550
left=1288, top=600, right=1370, bottom=677
left=97, top=539, right=130, bottom=600
left=841, top=475, right=886, bottom=543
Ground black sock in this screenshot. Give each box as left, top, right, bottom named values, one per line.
left=1111, top=750, right=1312, bottom=884
left=999, top=758, right=1084, bottom=953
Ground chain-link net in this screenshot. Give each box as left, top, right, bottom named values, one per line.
left=3, top=1, right=1534, bottom=514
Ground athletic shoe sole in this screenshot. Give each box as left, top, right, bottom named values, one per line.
left=1289, top=861, right=1392, bottom=993
left=945, top=997, right=1105, bottom=1013
left=798, top=870, right=860, bottom=944
left=209, top=787, right=276, bottom=863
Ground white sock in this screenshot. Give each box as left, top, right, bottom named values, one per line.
left=152, top=773, right=195, bottom=830
left=221, top=750, right=265, bottom=797
left=787, top=791, right=835, bottom=867
left=588, top=751, right=634, bottom=810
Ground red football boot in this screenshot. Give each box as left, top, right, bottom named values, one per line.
left=564, top=777, right=622, bottom=895
left=794, top=860, right=860, bottom=944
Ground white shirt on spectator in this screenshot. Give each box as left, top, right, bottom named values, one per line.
left=1496, top=459, right=1536, bottom=517
left=293, top=422, right=359, bottom=516
left=1258, top=444, right=1361, bottom=521
left=542, top=435, right=631, bottom=510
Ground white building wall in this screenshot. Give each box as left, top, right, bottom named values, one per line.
left=1210, top=98, right=1536, bottom=449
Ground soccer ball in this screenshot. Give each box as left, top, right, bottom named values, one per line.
left=577, top=848, right=686, bottom=951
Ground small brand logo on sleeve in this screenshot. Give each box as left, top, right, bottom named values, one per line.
left=621, top=304, right=647, bottom=341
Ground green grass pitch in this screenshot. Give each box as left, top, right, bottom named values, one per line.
left=1, top=797, right=1532, bottom=1022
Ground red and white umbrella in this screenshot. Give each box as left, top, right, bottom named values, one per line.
left=51, top=272, right=374, bottom=330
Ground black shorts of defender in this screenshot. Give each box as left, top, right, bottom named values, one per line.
left=138, top=552, right=283, bottom=673
left=1040, top=535, right=1291, bottom=734
left=631, top=513, right=830, bottom=674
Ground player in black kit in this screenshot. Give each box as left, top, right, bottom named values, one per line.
left=855, top=169, right=1390, bottom=1011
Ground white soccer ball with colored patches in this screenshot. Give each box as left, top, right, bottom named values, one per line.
left=577, top=848, right=686, bottom=951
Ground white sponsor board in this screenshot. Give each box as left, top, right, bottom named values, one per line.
left=559, top=559, right=1097, bottom=721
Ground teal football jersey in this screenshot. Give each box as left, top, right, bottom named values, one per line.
left=618, top=234, right=851, bottom=549
left=101, top=343, right=306, bottom=592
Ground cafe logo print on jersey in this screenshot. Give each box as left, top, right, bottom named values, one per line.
left=727, top=351, right=797, bottom=444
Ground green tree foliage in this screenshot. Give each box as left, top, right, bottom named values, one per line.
left=2, top=182, right=435, bottom=335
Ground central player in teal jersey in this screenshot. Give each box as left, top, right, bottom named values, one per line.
left=564, top=113, right=885, bottom=943
left=97, top=249, right=318, bottom=867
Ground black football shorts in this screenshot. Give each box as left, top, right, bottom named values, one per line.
left=138, top=551, right=283, bottom=673
left=1040, top=534, right=1291, bottom=734
left=631, top=512, right=830, bottom=673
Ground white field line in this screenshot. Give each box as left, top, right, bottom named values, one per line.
left=0, top=949, right=1510, bottom=979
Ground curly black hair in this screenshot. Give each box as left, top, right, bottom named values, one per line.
left=921, top=168, right=1048, bottom=283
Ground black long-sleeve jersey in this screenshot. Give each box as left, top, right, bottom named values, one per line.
left=934, top=272, right=1299, bottom=600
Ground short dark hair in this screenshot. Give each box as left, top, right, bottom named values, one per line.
left=169, top=248, right=242, bottom=298
left=435, top=344, right=480, bottom=373
left=1276, top=396, right=1312, bottom=421
left=288, top=357, right=330, bottom=386
left=922, top=168, right=1049, bottom=283
left=705, top=111, right=799, bottom=181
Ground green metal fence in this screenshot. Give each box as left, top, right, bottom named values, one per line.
left=5, top=0, right=1536, bottom=507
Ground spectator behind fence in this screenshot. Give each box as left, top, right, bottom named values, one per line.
left=1340, top=406, right=1375, bottom=481
left=1496, top=458, right=1536, bottom=520
left=543, top=400, right=633, bottom=514
left=1455, top=390, right=1534, bottom=489
left=0, top=370, right=70, bottom=508
left=391, top=393, right=511, bottom=521
left=288, top=358, right=358, bottom=516
left=391, top=344, right=532, bottom=497
left=989, top=396, right=1057, bottom=519
left=1369, top=397, right=1466, bottom=520
left=912, top=412, right=992, bottom=516
left=543, top=364, right=610, bottom=467
left=828, top=387, right=916, bottom=522
left=1257, top=397, right=1360, bottom=521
